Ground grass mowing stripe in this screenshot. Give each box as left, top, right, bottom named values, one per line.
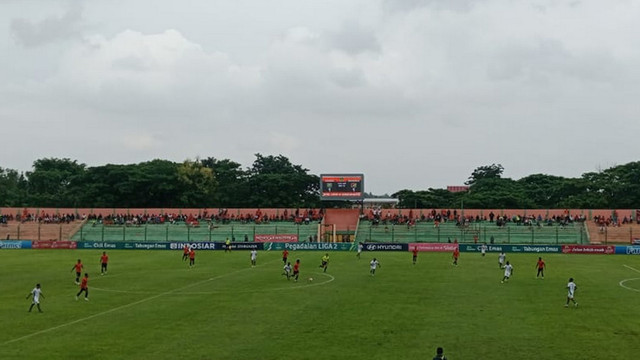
left=1, top=258, right=279, bottom=346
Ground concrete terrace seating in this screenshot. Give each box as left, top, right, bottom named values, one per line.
left=585, top=221, right=640, bottom=244
left=357, top=220, right=585, bottom=245
left=72, top=220, right=319, bottom=242
left=1, top=221, right=84, bottom=241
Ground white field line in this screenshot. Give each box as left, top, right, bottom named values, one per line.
left=619, top=278, right=640, bottom=293
left=623, top=264, right=640, bottom=273
left=2, top=259, right=279, bottom=345
left=618, top=265, right=640, bottom=293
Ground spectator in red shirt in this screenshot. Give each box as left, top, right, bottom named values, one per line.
left=76, top=273, right=89, bottom=301
left=100, top=252, right=109, bottom=275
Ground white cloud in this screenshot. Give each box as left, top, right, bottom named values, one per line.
left=2, top=0, right=640, bottom=193
left=121, top=133, right=159, bottom=151
left=10, top=2, right=84, bottom=47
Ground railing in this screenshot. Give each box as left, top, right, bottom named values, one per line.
left=73, top=222, right=319, bottom=242
left=357, top=222, right=586, bottom=245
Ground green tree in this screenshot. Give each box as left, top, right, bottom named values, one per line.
left=177, top=159, right=217, bottom=207
left=26, top=158, right=86, bottom=207
left=465, top=164, right=504, bottom=186
left=0, top=168, right=28, bottom=206
left=246, top=154, right=319, bottom=208
left=201, top=157, right=248, bottom=207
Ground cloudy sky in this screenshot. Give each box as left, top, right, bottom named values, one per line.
left=1, top=0, right=639, bottom=195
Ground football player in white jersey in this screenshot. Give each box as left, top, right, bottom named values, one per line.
left=250, top=249, right=257, bottom=267
left=498, top=252, right=506, bottom=269
left=282, top=262, right=292, bottom=280
left=566, top=278, right=578, bottom=307
left=370, top=258, right=380, bottom=276
left=501, top=261, right=513, bottom=283
left=27, top=283, right=44, bottom=313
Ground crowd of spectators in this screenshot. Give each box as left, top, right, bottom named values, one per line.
left=0, top=213, right=77, bottom=224
left=364, top=208, right=596, bottom=228
left=76, top=208, right=325, bottom=227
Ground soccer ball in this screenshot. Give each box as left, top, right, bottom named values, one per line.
left=307, top=277, right=314, bottom=282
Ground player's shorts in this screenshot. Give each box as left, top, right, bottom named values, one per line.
left=282, top=257, right=287, bottom=262
left=322, top=261, right=327, bottom=266
left=76, top=272, right=81, bottom=277
left=102, top=263, right=108, bottom=268
left=33, top=299, right=40, bottom=304
left=293, top=270, right=299, bottom=275
left=568, top=293, right=574, bottom=299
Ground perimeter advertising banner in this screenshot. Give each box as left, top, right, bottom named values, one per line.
left=76, top=242, right=124, bottom=249
left=561, top=245, right=615, bottom=254
left=76, top=242, right=170, bottom=250
left=264, top=242, right=354, bottom=251
left=614, top=246, right=640, bottom=255
left=76, top=241, right=263, bottom=250
left=407, top=243, right=458, bottom=252
left=214, top=242, right=264, bottom=250
left=0, top=240, right=32, bottom=249
left=32, top=241, right=77, bottom=249
left=254, top=234, right=298, bottom=243
left=460, top=244, right=561, bottom=253
left=170, top=242, right=217, bottom=250
left=363, top=242, right=408, bottom=252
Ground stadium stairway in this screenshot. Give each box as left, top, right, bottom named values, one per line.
left=585, top=221, right=640, bottom=244
left=322, top=209, right=360, bottom=242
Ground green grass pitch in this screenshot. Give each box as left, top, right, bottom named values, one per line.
left=1, top=249, right=639, bottom=359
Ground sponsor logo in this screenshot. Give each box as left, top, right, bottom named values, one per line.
left=285, top=242, right=339, bottom=251
left=562, top=245, right=614, bottom=254
left=363, top=243, right=408, bottom=252
left=408, top=243, right=458, bottom=252
left=461, top=244, right=560, bottom=253
left=0, top=241, right=24, bottom=249
left=523, top=246, right=560, bottom=253
left=134, top=243, right=169, bottom=250
left=254, top=234, right=298, bottom=243
left=32, top=241, right=77, bottom=249
left=171, top=242, right=216, bottom=250
left=616, top=246, right=640, bottom=255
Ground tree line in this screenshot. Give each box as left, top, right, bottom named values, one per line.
left=1, top=157, right=639, bottom=209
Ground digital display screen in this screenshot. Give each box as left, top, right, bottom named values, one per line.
left=320, top=174, right=364, bottom=200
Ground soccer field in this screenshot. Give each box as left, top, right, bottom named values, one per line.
left=1, top=249, right=639, bottom=359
